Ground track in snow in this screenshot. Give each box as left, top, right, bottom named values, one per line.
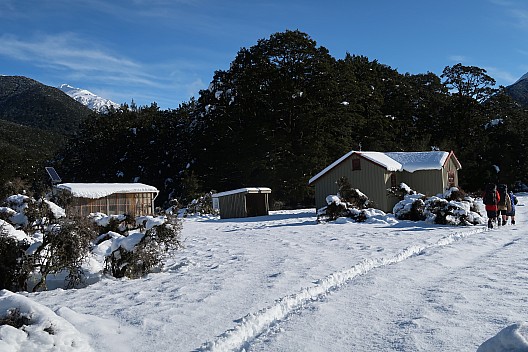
left=195, top=226, right=485, bottom=352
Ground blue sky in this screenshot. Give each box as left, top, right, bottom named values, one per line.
left=1, top=0, right=527, bottom=110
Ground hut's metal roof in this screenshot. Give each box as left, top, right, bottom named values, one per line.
left=213, top=187, right=271, bottom=198
left=56, top=183, right=158, bottom=199
left=309, top=151, right=460, bottom=184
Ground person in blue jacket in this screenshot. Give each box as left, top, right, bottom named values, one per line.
left=506, top=190, right=518, bottom=225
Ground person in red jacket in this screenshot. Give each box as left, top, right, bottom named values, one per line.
left=483, top=183, right=501, bottom=229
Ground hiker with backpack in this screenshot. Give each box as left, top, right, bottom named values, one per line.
left=506, top=190, right=518, bottom=225
left=483, top=183, right=501, bottom=229
left=497, top=184, right=512, bottom=226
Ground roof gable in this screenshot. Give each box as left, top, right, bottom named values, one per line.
left=309, top=150, right=460, bottom=184
left=308, top=151, right=402, bottom=184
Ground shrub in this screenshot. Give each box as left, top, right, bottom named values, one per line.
left=0, top=227, right=30, bottom=292
left=387, top=182, right=416, bottom=200
left=337, top=177, right=371, bottom=209
left=2, top=195, right=56, bottom=233
left=393, top=194, right=427, bottom=221
left=0, top=179, right=30, bottom=201
left=89, top=213, right=135, bottom=235
left=183, top=191, right=218, bottom=216
left=394, top=187, right=485, bottom=226
left=105, top=213, right=183, bottom=279
left=317, top=193, right=372, bottom=223
left=28, top=216, right=98, bottom=291
left=317, top=196, right=349, bottom=222
left=0, top=308, right=31, bottom=329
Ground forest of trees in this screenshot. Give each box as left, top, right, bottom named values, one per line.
left=10, top=30, right=528, bottom=209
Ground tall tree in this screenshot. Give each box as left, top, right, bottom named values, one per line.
left=440, top=63, right=500, bottom=189
left=191, top=30, right=340, bottom=205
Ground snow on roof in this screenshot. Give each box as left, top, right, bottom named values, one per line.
left=385, top=151, right=451, bottom=173
left=56, top=183, right=158, bottom=199
left=359, top=152, right=403, bottom=172
left=309, top=151, right=402, bottom=184
left=213, top=187, right=272, bottom=198
left=309, top=151, right=458, bottom=184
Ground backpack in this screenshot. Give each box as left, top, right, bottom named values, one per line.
left=483, top=184, right=497, bottom=205
left=497, top=184, right=507, bottom=206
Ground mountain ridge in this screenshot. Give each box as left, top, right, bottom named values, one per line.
left=58, top=84, right=120, bottom=113
left=0, top=75, right=95, bottom=134
left=505, top=72, right=528, bottom=107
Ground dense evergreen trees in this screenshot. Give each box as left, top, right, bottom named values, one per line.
left=46, top=30, right=528, bottom=208
left=56, top=102, right=196, bottom=206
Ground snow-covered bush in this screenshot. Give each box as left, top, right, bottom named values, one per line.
left=182, top=191, right=218, bottom=216
left=393, top=186, right=485, bottom=226
left=0, top=307, right=31, bottom=329
left=317, top=195, right=348, bottom=222
left=2, top=194, right=65, bottom=233
left=393, top=193, right=426, bottom=221
left=337, top=177, right=371, bottom=209
left=388, top=182, right=416, bottom=200
left=0, top=194, right=99, bottom=291
left=27, top=216, right=98, bottom=291
left=89, top=212, right=135, bottom=234
left=317, top=192, right=371, bottom=223
left=0, top=224, right=30, bottom=292
left=1, top=190, right=188, bottom=290
left=317, top=178, right=372, bottom=223
left=104, top=213, right=183, bottom=279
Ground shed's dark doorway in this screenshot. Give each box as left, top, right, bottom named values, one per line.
left=246, top=193, right=267, bottom=217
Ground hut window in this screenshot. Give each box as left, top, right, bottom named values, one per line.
left=352, top=158, right=361, bottom=171
left=108, top=194, right=119, bottom=214
left=448, top=171, right=455, bottom=187
left=134, top=193, right=153, bottom=216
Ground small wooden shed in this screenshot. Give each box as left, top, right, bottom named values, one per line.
left=55, top=183, right=159, bottom=217
left=212, top=187, right=271, bottom=219
left=309, top=151, right=461, bottom=213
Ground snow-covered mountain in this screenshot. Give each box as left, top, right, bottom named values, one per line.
left=58, top=84, right=120, bottom=113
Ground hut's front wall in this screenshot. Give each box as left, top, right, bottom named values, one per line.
left=400, top=170, right=444, bottom=197
left=217, top=192, right=271, bottom=219
left=443, top=156, right=460, bottom=188
left=312, top=153, right=461, bottom=214
left=401, top=158, right=460, bottom=197
left=70, top=192, right=154, bottom=217
left=313, top=155, right=393, bottom=212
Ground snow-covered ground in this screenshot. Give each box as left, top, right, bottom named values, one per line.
left=3, top=196, right=528, bottom=351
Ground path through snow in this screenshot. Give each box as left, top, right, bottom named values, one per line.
left=196, top=227, right=485, bottom=351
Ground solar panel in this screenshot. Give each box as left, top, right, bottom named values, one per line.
left=45, top=167, right=62, bottom=183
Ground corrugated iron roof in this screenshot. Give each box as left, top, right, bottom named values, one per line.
left=213, top=187, right=272, bottom=198
left=309, top=151, right=460, bottom=184
left=56, top=183, right=158, bottom=199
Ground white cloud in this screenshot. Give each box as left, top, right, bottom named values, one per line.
left=0, top=32, right=209, bottom=108
left=0, top=33, right=160, bottom=87
left=489, top=0, right=528, bottom=28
